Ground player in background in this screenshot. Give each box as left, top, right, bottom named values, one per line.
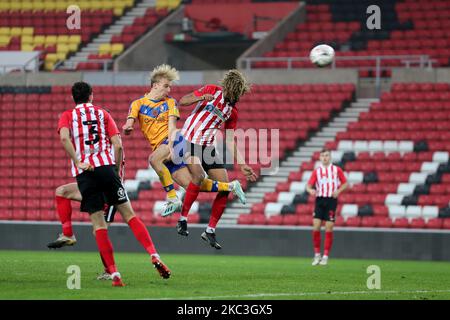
left=58, top=81, right=171, bottom=286
left=122, top=64, right=247, bottom=219
left=177, top=69, right=257, bottom=249
left=306, top=149, right=348, bottom=266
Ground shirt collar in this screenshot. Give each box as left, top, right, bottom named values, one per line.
left=320, top=163, right=332, bottom=170
left=75, top=103, right=93, bottom=108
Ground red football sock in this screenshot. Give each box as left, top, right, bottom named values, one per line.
left=324, top=231, right=333, bottom=256
left=313, top=230, right=321, bottom=254
left=95, top=229, right=117, bottom=274
left=208, top=192, right=229, bottom=229
left=181, top=182, right=201, bottom=218
left=128, top=216, right=156, bottom=255
left=99, top=253, right=109, bottom=273
left=56, top=196, right=73, bottom=237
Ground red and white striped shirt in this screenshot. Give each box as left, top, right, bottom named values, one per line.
left=58, top=103, right=120, bottom=177
left=181, top=84, right=238, bottom=146
left=307, top=164, right=347, bottom=197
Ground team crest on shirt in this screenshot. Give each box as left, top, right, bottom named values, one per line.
left=117, top=187, right=126, bottom=200
left=204, top=103, right=226, bottom=121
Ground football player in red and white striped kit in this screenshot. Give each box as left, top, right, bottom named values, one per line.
left=177, top=69, right=257, bottom=249
left=57, top=82, right=171, bottom=286
left=306, top=148, right=348, bottom=266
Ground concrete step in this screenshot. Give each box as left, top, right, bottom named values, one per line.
left=254, top=181, right=277, bottom=188
left=230, top=202, right=253, bottom=209
left=322, top=127, right=347, bottom=133
left=219, top=218, right=238, bottom=224
left=224, top=208, right=251, bottom=215
left=304, top=141, right=326, bottom=147
left=277, top=167, right=300, bottom=174
left=97, top=35, right=113, bottom=41
left=250, top=187, right=275, bottom=194
left=338, top=112, right=362, bottom=117
left=92, top=39, right=110, bottom=43
left=310, top=137, right=332, bottom=143
left=262, top=176, right=288, bottom=183
left=128, top=11, right=148, bottom=16
left=109, top=26, right=125, bottom=31
left=316, top=131, right=338, bottom=138
left=116, top=20, right=136, bottom=26
left=328, top=120, right=353, bottom=127
left=333, top=117, right=357, bottom=123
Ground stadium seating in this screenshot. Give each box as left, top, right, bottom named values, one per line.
left=0, top=0, right=176, bottom=71
left=254, top=0, right=450, bottom=73
left=237, top=82, right=450, bottom=229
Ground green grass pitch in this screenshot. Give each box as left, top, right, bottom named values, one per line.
left=0, top=250, right=449, bottom=300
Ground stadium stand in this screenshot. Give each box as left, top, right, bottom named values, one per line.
left=237, top=82, right=450, bottom=229
left=0, top=0, right=178, bottom=71
left=0, top=83, right=354, bottom=225
left=254, top=0, right=450, bottom=75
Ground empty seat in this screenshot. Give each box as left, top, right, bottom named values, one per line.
left=409, top=172, right=428, bottom=184
left=337, top=140, right=353, bottom=152
left=405, top=206, right=422, bottom=219
left=422, top=206, right=439, bottom=220
left=353, top=140, right=368, bottom=152
left=398, top=141, right=414, bottom=153
left=301, top=171, right=313, bottom=182
left=383, top=141, right=398, bottom=153
left=433, top=151, right=449, bottom=163
left=368, top=140, right=384, bottom=152
left=397, top=183, right=416, bottom=195
left=341, top=204, right=358, bottom=219
left=388, top=205, right=406, bottom=219
left=385, top=194, right=404, bottom=205
left=289, top=181, right=307, bottom=194
left=421, top=162, right=439, bottom=173
left=124, top=180, right=140, bottom=193
left=277, top=192, right=296, bottom=205
left=347, top=172, right=364, bottom=184
left=264, top=203, right=283, bottom=217
left=135, top=168, right=158, bottom=182
left=331, top=150, right=344, bottom=162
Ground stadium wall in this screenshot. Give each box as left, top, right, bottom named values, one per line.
left=0, top=69, right=359, bottom=86
left=237, top=1, right=306, bottom=69
left=2, top=222, right=450, bottom=261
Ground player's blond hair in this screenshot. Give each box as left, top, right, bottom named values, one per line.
left=149, top=64, right=180, bottom=86
left=219, top=69, right=251, bottom=103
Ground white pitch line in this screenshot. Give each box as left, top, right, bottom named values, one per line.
left=143, top=289, right=450, bottom=300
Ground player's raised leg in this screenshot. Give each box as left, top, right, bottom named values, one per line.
left=149, top=144, right=181, bottom=217
left=47, top=183, right=80, bottom=249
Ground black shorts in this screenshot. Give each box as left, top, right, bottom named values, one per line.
left=314, top=197, right=338, bottom=222
left=76, top=165, right=128, bottom=214
left=104, top=204, right=117, bottom=223
left=185, top=141, right=225, bottom=172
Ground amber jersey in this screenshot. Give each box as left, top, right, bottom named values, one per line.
left=128, top=95, right=180, bottom=150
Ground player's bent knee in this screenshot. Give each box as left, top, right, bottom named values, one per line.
left=55, top=185, right=67, bottom=197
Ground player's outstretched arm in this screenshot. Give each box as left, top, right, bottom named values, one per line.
left=122, top=117, right=135, bottom=135
left=179, top=92, right=214, bottom=106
